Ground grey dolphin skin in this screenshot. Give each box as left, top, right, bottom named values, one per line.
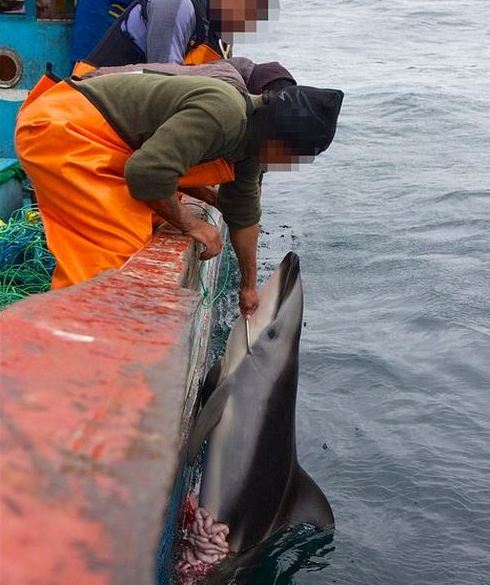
left=187, top=252, right=334, bottom=554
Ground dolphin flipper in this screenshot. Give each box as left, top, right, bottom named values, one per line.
left=199, top=359, right=222, bottom=408
left=286, top=466, right=335, bottom=531
left=187, top=382, right=230, bottom=463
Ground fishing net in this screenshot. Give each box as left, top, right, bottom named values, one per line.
left=0, top=206, right=55, bottom=310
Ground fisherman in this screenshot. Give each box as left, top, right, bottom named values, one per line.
left=77, top=0, right=272, bottom=71
left=15, top=74, right=343, bottom=317
left=78, top=58, right=297, bottom=209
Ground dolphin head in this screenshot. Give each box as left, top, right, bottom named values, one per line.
left=218, top=252, right=303, bottom=385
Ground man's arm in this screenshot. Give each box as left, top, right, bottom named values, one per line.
left=122, top=83, right=248, bottom=284
left=229, top=223, right=260, bottom=318
left=147, top=194, right=222, bottom=260
left=146, top=0, right=196, bottom=63
left=218, top=156, right=262, bottom=318
left=124, top=83, right=246, bottom=202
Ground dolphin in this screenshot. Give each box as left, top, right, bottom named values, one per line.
left=187, top=252, right=334, bottom=554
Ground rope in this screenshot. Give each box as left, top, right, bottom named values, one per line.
left=183, top=203, right=231, bottom=308
left=0, top=206, right=55, bottom=310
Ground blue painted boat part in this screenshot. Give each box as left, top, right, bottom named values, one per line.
left=0, top=0, right=73, bottom=157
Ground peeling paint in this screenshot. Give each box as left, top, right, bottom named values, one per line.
left=51, top=329, right=96, bottom=342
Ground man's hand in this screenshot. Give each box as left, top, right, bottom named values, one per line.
left=184, top=220, right=223, bottom=260
left=146, top=194, right=222, bottom=260
left=240, top=286, right=259, bottom=320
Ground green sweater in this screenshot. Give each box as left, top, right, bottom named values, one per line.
left=72, top=73, right=261, bottom=228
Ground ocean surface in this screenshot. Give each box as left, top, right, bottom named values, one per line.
left=207, top=1, right=490, bottom=583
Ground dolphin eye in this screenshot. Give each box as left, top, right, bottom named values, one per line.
left=267, top=328, right=277, bottom=340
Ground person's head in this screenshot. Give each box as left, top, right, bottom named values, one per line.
left=248, top=61, right=296, bottom=95
left=226, top=57, right=296, bottom=95
left=209, top=0, right=271, bottom=33
left=248, top=85, right=344, bottom=168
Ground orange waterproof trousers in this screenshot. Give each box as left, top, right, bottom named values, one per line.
left=16, top=81, right=153, bottom=289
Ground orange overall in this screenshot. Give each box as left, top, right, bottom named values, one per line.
left=16, top=78, right=234, bottom=289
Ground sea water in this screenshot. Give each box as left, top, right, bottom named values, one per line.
left=208, top=1, right=490, bottom=583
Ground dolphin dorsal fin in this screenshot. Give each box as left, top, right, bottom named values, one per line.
left=187, top=382, right=230, bottom=463
left=286, top=466, right=335, bottom=531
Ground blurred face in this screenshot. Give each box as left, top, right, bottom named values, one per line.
left=258, top=139, right=316, bottom=170
left=209, top=0, right=270, bottom=32
left=259, top=139, right=299, bottom=169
